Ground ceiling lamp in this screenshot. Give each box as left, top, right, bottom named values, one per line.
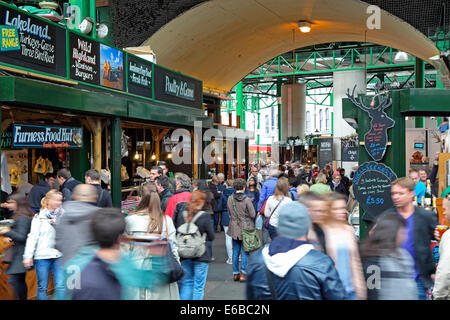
left=39, top=1, right=58, bottom=10
left=298, top=21, right=311, bottom=33
left=79, top=17, right=94, bottom=34
left=394, top=51, right=410, bottom=63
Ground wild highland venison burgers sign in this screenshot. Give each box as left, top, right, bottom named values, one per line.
left=0, top=3, right=66, bottom=77
left=12, top=124, right=83, bottom=148
left=346, top=79, right=395, bottom=161
left=69, top=32, right=100, bottom=84
left=154, top=65, right=202, bottom=108
left=352, top=161, right=397, bottom=223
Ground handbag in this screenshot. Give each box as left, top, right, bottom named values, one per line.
left=33, top=156, right=47, bottom=174
left=162, top=216, right=185, bottom=283
left=231, top=196, right=261, bottom=253
left=1, top=245, right=14, bottom=264
left=264, top=198, right=284, bottom=229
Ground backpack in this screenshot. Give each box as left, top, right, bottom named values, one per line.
left=176, top=210, right=207, bottom=259
left=289, top=190, right=296, bottom=200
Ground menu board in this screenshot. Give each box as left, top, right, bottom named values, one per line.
left=154, top=65, right=202, bottom=108
left=0, top=3, right=66, bottom=77
left=342, top=145, right=358, bottom=162
left=12, top=123, right=83, bottom=148
left=318, top=138, right=333, bottom=168
left=69, top=32, right=100, bottom=85
left=364, top=116, right=394, bottom=161
left=352, top=161, right=397, bottom=223
left=127, top=55, right=153, bottom=98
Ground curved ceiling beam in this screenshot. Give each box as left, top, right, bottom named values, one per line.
left=143, top=0, right=441, bottom=94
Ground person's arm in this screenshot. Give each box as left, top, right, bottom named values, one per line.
left=247, top=198, right=256, bottom=220
left=203, top=214, right=215, bottom=242
left=433, top=235, right=450, bottom=299
left=23, top=215, right=41, bottom=260
left=4, top=217, right=30, bottom=244
left=320, top=257, right=349, bottom=300
left=164, top=197, right=175, bottom=218
left=257, top=184, right=267, bottom=212
left=105, top=191, right=113, bottom=207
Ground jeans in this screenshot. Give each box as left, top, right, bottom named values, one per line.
left=34, top=257, right=66, bottom=300
left=213, top=212, right=220, bottom=232
left=416, top=278, right=428, bottom=300
left=232, top=239, right=249, bottom=275
left=267, top=224, right=278, bottom=241
left=208, top=218, right=214, bottom=258
left=179, top=260, right=209, bottom=300
left=223, top=226, right=233, bottom=260
left=8, top=273, right=27, bottom=300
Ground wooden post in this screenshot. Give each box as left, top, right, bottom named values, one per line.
left=84, top=118, right=102, bottom=173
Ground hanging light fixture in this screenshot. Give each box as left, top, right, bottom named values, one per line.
left=394, top=51, right=409, bottom=63
left=298, top=21, right=312, bottom=33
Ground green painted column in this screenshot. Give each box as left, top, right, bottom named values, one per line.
left=415, top=58, right=425, bottom=128
left=111, top=117, right=122, bottom=208
left=69, top=126, right=90, bottom=182
left=236, top=82, right=243, bottom=128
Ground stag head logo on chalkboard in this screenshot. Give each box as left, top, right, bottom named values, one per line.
left=346, top=79, right=395, bottom=161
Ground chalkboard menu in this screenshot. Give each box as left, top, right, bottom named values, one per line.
left=342, top=145, right=358, bottom=162
left=154, top=65, right=202, bottom=109
left=352, top=161, right=397, bottom=223
left=318, top=138, right=333, bottom=168
left=127, top=55, right=153, bottom=98
left=0, top=3, right=66, bottom=77
left=69, top=32, right=100, bottom=85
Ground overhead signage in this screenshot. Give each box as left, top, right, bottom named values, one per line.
left=1, top=125, right=14, bottom=149
left=127, top=55, right=153, bottom=98
left=342, top=145, right=358, bottom=162
left=352, top=161, right=397, bottom=223
left=346, top=81, right=395, bottom=161
left=12, top=123, right=83, bottom=149
left=0, top=3, right=66, bottom=77
left=154, top=65, right=202, bottom=109
left=69, top=32, right=99, bottom=85
left=318, top=138, right=333, bottom=168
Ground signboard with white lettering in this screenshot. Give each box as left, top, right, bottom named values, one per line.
left=127, top=55, right=152, bottom=98
left=318, top=138, right=333, bottom=168
left=342, top=145, right=358, bottom=162
left=153, top=65, right=202, bottom=108
left=69, top=32, right=100, bottom=85
left=352, top=161, right=397, bottom=223
left=0, top=3, right=66, bottom=77
left=12, top=123, right=83, bottom=148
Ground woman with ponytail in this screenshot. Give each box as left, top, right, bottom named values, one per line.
left=125, top=182, right=180, bottom=300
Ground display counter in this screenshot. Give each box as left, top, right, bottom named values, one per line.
left=0, top=238, right=54, bottom=300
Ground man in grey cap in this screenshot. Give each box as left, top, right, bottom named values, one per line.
left=246, top=201, right=348, bottom=300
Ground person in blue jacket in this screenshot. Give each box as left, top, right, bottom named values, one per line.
left=245, top=177, right=260, bottom=214
left=246, top=201, right=348, bottom=300
left=218, top=179, right=235, bottom=264
left=256, top=167, right=279, bottom=213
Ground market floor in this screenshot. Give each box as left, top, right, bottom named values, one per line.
left=204, top=230, right=246, bottom=300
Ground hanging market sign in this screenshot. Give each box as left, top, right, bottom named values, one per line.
left=127, top=55, right=153, bottom=98
left=154, top=65, right=202, bottom=109
left=1, top=125, right=14, bottom=149
left=318, top=138, right=333, bottom=168
left=352, top=161, right=397, bottom=223
left=346, top=79, right=395, bottom=161
left=12, top=123, right=83, bottom=148
left=0, top=3, right=66, bottom=77
left=69, top=32, right=100, bottom=85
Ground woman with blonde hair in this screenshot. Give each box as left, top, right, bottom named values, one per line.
left=264, top=177, right=292, bottom=240
left=125, top=182, right=181, bottom=300
left=321, top=192, right=366, bottom=300
left=23, top=189, right=65, bottom=300
left=296, top=184, right=310, bottom=199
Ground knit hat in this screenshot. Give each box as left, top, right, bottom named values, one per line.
left=277, top=201, right=311, bottom=239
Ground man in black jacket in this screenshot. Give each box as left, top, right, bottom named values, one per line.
left=27, top=173, right=55, bottom=212
left=85, top=169, right=112, bottom=208
left=246, top=201, right=348, bottom=300
left=155, top=175, right=173, bottom=212
left=380, top=177, right=437, bottom=300
left=57, top=168, right=81, bottom=201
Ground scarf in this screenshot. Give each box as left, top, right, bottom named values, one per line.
left=45, top=207, right=62, bottom=223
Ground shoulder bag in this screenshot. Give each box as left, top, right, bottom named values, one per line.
left=162, top=216, right=185, bottom=283
left=263, top=198, right=284, bottom=229
left=231, top=196, right=261, bottom=253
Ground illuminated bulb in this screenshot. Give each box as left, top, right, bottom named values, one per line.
left=134, top=152, right=139, bottom=160
left=167, top=153, right=172, bottom=159
left=298, top=21, right=311, bottom=33
left=151, top=154, right=156, bottom=160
